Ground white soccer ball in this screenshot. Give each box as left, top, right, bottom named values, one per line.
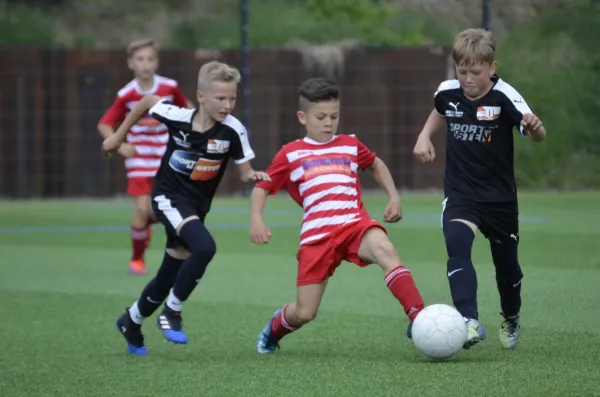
left=412, top=304, right=467, bottom=360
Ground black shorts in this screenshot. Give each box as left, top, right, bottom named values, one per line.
left=151, top=193, right=207, bottom=249
left=441, top=197, right=519, bottom=243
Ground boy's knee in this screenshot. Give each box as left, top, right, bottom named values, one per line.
left=178, top=219, right=217, bottom=259
left=294, top=305, right=318, bottom=324
left=190, top=234, right=217, bottom=259
left=363, top=234, right=399, bottom=263
left=444, top=221, right=475, bottom=258
left=495, top=258, right=523, bottom=283
left=134, top=196, right=151, bottom=214
left=374, top=238, right=396, bottom=257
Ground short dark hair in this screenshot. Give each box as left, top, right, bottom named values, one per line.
left=298, top=78, right=340, bottom=111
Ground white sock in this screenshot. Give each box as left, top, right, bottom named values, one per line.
left=129, top=301, right=144, bottom=325
left=166, top=289, right=183, bottom=312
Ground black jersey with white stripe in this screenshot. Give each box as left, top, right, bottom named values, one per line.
left=148, top=99, right=255, bottom=214
left=434, top=76, right=532, bottom=202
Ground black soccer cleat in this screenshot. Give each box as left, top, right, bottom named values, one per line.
left=156, top=306, right=188, bottom=344
left=115, top=309, right=148, bottom=355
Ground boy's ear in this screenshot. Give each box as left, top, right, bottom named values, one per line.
left=489, top=60, right=498, bottom=76
left=297, top=110, right=307, bottom=125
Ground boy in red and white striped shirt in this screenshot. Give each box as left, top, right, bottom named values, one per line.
left=98, top=39, right=192, bottom=274
left=250, top=77, right=426, bottom=354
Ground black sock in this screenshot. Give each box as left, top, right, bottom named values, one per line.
left=490, top=239, right=523, bottom=318
left=136, top=252, right=184, bottom=317
left=171, top=219, right=217, bottom=302
left=444, top=221, right=478, bottom=319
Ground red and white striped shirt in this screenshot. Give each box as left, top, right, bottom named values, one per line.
left=257, top=134, right=376, bottom=246
left=99, top=75, right=188, bottom=179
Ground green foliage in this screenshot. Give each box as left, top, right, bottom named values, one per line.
left=168, top=0, right=448, bottom=49
left=304, top=0, right=400, bottom=45
left=0, top=4, right=56, bottom=46
left=499, top=1, right=600, bottom=189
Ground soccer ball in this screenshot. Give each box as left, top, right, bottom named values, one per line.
left=411, top=304, right=467, bottom=360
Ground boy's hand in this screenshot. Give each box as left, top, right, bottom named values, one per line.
left=102, top=135, right=124, bottom=156
left=117, top=143, right=136, bottom=159
left=413, top=135, right=436, bottom=163
left=383, top=198, right=402, bottom=223
left=247, top=170, right=271, bottom=182
left=521, top=113, right=543, bottom=133
left=250, top=218, right=272, bottom=244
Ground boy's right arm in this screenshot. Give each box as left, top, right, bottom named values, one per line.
left=413, top=80, right=447, bottom=164
left=414, top=82, right=449, bottom=163
left=97, top=95, right=136, bottom=157
left=249, top=149, right=290, bottom=244
left=97, top=95, right=125, bottom=138
left=418, top=109, right=446, bottom=140
left=97, top=123, right=116, bottom=139
left=101, top=95, right=162, bottom=154
left=413, top=110, right=445, bottom=163
left=249, top=187, right=272, bottom=244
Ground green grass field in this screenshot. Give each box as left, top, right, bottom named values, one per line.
left=1, top=192, right=599, bottom=396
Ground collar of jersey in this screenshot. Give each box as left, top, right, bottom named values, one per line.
left=303, top=135, right=338, bottom=145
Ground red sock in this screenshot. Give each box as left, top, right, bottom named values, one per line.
left=131, top=226, right=150, bottom=261
left=385, top=265, right=425, bottom=321
left=270, top=305, right=300, bottom=340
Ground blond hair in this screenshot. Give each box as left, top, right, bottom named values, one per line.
left=197, top=61, right=241, bottom=91
left=452, top=28, right=496, bottom=66
left=127, top=39, right=158, bottom=58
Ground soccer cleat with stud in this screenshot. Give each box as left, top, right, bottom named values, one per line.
left=463, top=318, right=486, bottom=349
left=256, top=309, right=281, bottom=354
left=499, top=313, right=520, bottom=349
left=128, top=259, right=147, bottom=275
left=406, top=308, right=421, bottom=340
left=115, top=309, right=148, bottom=355
left=157, top=306, right=188, bottom=344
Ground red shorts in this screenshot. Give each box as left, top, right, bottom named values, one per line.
left=127, top=177, right=154, bottom=196
left=296, top=217, right=387, bottom=286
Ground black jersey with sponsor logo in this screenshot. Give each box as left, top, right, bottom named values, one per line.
left=434, top=76, right=533, bottom=202
left=148, top=99, right=255, bottom=214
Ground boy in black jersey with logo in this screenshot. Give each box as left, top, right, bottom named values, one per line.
left=413, top=28, right=546, bottom=350
left=102, top=61, right=270, bottom=355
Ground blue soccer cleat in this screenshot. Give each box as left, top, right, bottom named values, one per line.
left=256, top=309, right=282, bottom=354
left=463, top=318, right=487, bottom=349
left=116, top=310, right=148, bottom=355
left=157, top=306, right=188, bottom=344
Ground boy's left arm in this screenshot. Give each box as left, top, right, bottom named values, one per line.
left=368, top=157, right=402, bottom=223
left=521, top=114, right=546, bottom=142
left=355, top=137, right=402, bottom=223
left=229, top=124, right=270, bottom=182
left=503, top=90, right=546, bottom=142
left=237, top=161, right=271, bottom=182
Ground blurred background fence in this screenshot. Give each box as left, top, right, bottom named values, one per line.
left=0, top=47, right=450, bottom=197
left=1, top=0, right=599, bottom=198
